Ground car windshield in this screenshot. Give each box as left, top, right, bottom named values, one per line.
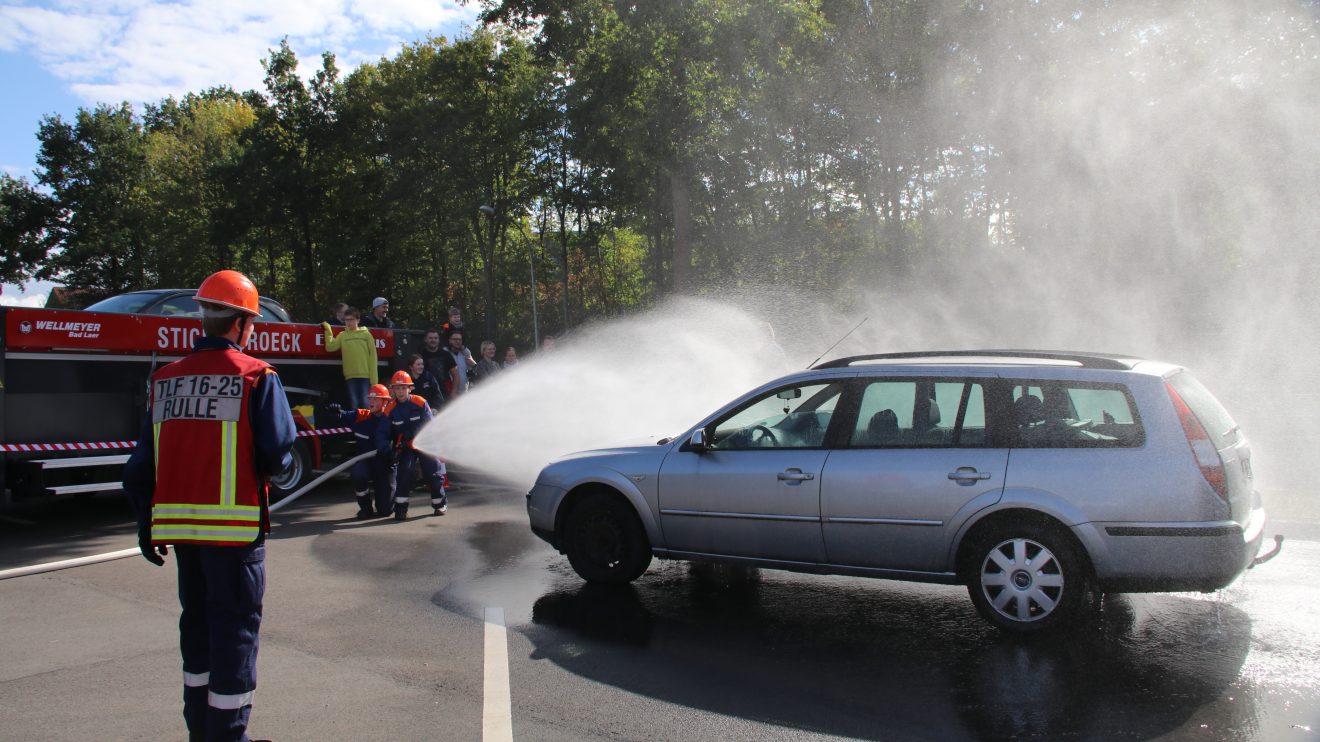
left=83, top=293, right=160, bottom=314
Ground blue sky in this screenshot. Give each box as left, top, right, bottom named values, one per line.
left=0, top=0, right=480, bottom=305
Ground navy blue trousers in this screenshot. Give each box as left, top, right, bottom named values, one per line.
left=394, top=449, right=446, bottom=516
left=176, top=539, right=264, bottom=742
left=351, top=455, right=394, bottom=514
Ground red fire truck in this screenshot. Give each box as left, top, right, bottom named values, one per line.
left=0, top=306, right=422, bottom=505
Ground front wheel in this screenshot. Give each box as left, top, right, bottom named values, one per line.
left=965, top=522, right=1091, bottom=633
left=563, top=491, right=652, bottom=584
left=269, top=440, right=313, bottom=499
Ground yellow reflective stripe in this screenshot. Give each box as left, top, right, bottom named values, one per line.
left=153, top=503, right=261, bottom=512
left=153, top=525, right=261, bottom=537
left=152, top=506, right=260, bottom=522
left=219, top=421, right=237, bottom=506
left=152, top=423, right=161, bottom=469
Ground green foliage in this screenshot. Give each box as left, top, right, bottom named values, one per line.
left=16, top=0, right=1296, bottom=347
left=0, top=174, right=56, bottom=285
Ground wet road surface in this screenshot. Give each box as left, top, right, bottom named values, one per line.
left=1, top=476, right=1317, bottom=740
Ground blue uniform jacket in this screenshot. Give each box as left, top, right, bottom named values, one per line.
left=122, top=336, right=298, bottom=532
left=388, top=394, right=432, bottom=449
left=335, top=408, right=392, bottom=457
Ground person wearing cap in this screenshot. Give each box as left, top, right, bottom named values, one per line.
left=327, top=383, right=395, bottom=517
left=386, top=370, right=447, bottom=519
left=361, top=296, right=395, bottom=329
left=322, top=306, right=379, bottom=411
left=122, top=269, right=297, bottom=742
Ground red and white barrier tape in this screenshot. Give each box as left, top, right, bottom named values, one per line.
left=0, top=427, right=353, bottom=453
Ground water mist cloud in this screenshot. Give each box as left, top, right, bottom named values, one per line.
left=413, top=297, right=801, bottom=490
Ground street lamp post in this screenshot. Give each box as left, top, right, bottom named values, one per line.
left=480, top=205, right=539, bottom=349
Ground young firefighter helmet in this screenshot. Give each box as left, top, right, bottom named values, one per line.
left=389, top=370, right=414, bottom=388
left=195, top=270, right=261, bottom=316
left=368, top=384, right=390, bottom=399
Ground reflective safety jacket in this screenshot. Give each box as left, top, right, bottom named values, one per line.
left=123, top=337, right=296, bottom=547
left=388, top=394, right=432, bottom=450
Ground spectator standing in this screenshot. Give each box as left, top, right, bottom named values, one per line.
left=445, top=327, right=477, bottom=397
left=502, top=346, right=520, bottom=369
left=323, top=302, right=348, bottom=326
left=361, top=297, right=395, bottom=329
left=407, top=353, right=444, bottom=411
left=419, top=328, right=460, bottom=402
left=439, top=306, right=467, bottom=348
left=323, top=307, right=379, bottom=410
left=470, top=340, right=502, bottom=385
left=540, top=334, right=557, bottom=353
left=122, top=269, right=296, bottom=742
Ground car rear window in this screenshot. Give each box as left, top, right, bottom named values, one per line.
left=1010, top=382, right=1143, bottom=448
left=1165, top=371, right=1239, bottom=447
left=849, top=379, right=987, bottom=447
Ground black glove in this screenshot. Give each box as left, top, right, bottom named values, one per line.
left=138, top=524, right=167, bottom=566
left=327, top=403, right=343, bottom=416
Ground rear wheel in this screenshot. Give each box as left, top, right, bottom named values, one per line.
left=563, top=491, right=652, bottom=584
left=269, top=440, right=312, bottom=499
left=965, top=521, right=1091, bottom=633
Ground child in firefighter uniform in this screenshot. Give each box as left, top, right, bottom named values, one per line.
left=122, top=270, right=296, bottom=742
left=328, top=383, right=395, bottom=517
left=387, top=370, right=448, bottom=519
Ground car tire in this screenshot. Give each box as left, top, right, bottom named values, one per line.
left=270, top=440, right=313, bottom=500
left=965, top=521, right=1092, bottom=633
left=563, top=491, right=652, bottom=584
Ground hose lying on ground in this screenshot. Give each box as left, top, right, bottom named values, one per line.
left=0, top=451, right=374, bottom=581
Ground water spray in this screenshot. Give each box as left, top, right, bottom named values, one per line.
left=806, top=317, right=868, bottom=369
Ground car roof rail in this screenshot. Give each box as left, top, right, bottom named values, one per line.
left=813, top=350, right=1141, bottom=371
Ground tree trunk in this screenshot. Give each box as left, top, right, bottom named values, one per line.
left=670, top=168, right=691, bottom=293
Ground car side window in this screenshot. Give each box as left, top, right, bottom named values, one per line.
left=1011, top=382, right=1143, bottom=447
left=710, top=382, right=840, bottom=449
left=849, top=380, right=987, bottom=447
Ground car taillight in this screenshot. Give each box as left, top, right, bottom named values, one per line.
left=1166, top=382, right=1229, bottom=502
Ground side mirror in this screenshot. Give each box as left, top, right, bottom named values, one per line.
left=687, top=428, right=707, bottom=452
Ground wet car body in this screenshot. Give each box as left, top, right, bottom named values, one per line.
left=528, top=350, right=1271, bottom=632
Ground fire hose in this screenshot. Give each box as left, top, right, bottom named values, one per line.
left=0, top=451, right=374, bottom=581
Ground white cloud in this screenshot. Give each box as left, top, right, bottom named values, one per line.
left=0, top=282, right=50, bottom=306
left=0, top=0, right=477, bottom=106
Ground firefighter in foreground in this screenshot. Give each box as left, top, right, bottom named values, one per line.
left=387, top=370, right=448, bottom=518
left=123, top=269, right=297, bottom=742
left=327, top=383, right=395, bottom=517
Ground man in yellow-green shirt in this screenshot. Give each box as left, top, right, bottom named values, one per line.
left=323, top=306, right=379, bottom=409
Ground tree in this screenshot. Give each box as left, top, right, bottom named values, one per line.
left=35, top=103, right=151, bottom=291
left=0, top=174, right=57, bottom=285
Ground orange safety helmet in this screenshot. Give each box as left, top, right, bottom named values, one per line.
left=368, top=383, right=390, bottom=399
left=389, top=370, right=414, bottom=387
left=196, top=270, right=260, bottom=316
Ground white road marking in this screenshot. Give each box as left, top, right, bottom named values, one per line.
left=484, top=606, right=513, bottom=742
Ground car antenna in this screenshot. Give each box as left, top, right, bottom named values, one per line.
left=806, top=317, right=868, bottom=369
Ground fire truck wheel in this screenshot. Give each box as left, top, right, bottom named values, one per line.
left=270, top=440, right=313, bottom=497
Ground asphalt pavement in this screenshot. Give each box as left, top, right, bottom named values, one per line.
left=1, top=476, right=1318, bottom=741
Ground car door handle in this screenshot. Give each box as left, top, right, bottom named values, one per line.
left=947, top=467, right=991, bottom=484
left=778, top=469, right=815, bottom=482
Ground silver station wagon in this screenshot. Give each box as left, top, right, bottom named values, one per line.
left=526, top=351, right=1279, bottom=632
